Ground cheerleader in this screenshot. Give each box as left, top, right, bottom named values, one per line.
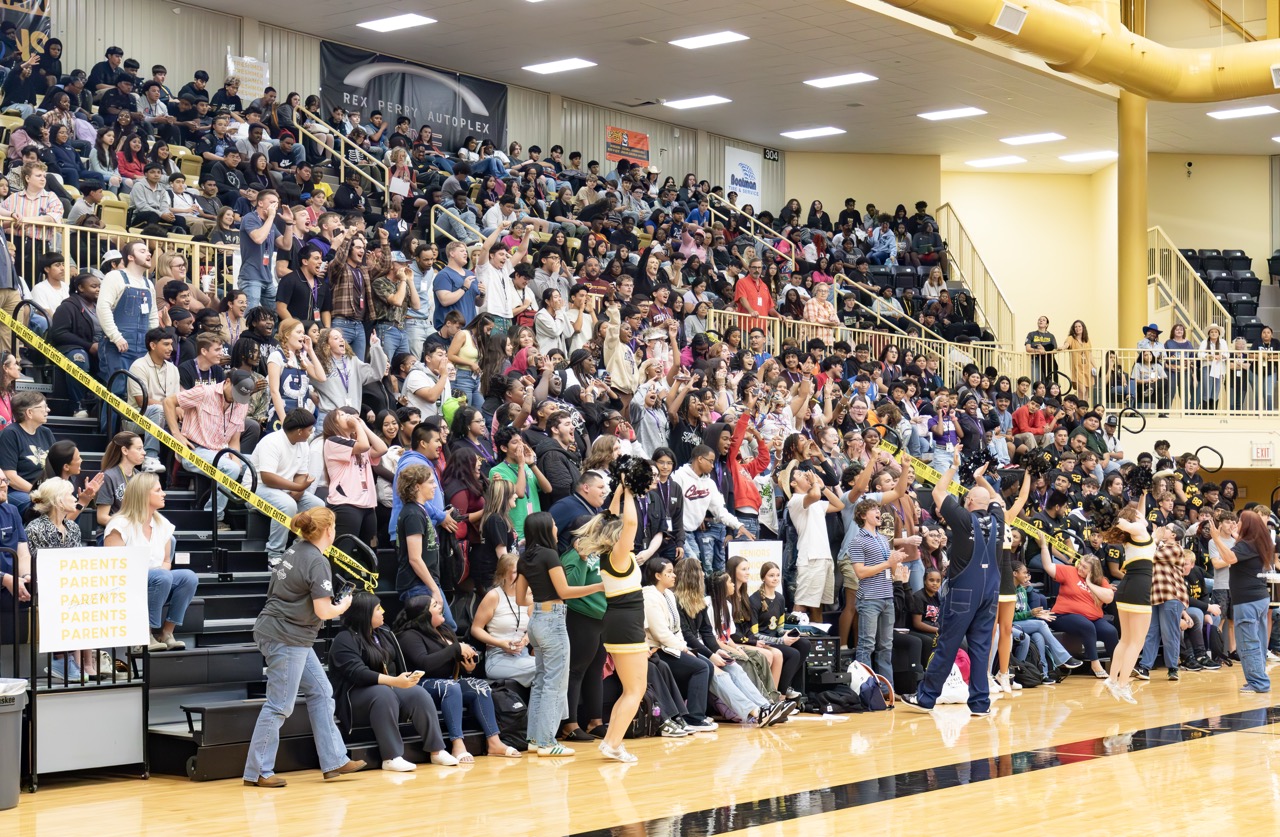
left=1103, top=493, right=1155, bottom=704
left=993, top=471, right=1032, bottom=695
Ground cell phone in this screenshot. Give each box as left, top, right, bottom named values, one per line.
left=408, top=670, right=425, bottom=679
left=786, top=629, right=800, bottom=637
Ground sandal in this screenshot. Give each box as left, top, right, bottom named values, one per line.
left=560, top=728, right=594, bottom=742
left=490, top=746, right=521, bottom=758
left=455, top=751, right=475, bottom=764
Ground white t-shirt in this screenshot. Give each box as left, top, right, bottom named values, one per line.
left=477, top=261, right=517, bottom=318
left=253, top=428, right=311, bottom=481
left=403, top=365, right=449, bottom=417
left=31, top=280, right=69, bottom=316
left=788, top=495, right=832, bottom=565
left=105, top=514, right=177, bottom=569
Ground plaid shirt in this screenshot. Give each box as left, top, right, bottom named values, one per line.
left=328, top=244, right=389, bottom=322
left=1149, top=539, right=1188, bottom=606
left=371, top=272, right=406, bottom=328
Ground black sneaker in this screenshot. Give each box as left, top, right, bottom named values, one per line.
left=1198, top=655, right=1222, bottom=671
left=1061, top=657, right=1084, bottom=670
left=1133, top=665, right=1150, bottom=681
left=1229, top=650, right=1241, bottom=662
left=758, top=702, right=787, bottom=727
left=1167, top=668, right=1179, bottom=681
left=1181, top=657, right=1204, bottom=672
left=900, top=693, right=933, bottom=713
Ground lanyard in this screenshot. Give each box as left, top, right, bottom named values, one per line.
left=501, top=587, right=523, bottom=634
left=638, top=497, right=648, bottom=534
left=335, top=357, right=351, bottom=392
left=658, top=479, right=670, bottom=511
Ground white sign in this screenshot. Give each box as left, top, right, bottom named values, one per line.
left=1251, top=440, right=1273, bottom=464
left=37, top=547, right=150, bottom=653
left=724, top=146, right=763, bottom=206
left=727, top=539, right=783, bottom=595
left=227, top=53, right=270, bottom=103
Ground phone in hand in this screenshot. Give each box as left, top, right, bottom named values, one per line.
left=408, top=670, right=425, bottom=679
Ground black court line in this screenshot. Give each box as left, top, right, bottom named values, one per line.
left=569, top=702, right=1280, bottom=836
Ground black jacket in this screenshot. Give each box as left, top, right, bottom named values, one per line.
left=535, top=438, right=581, bottom=506
left=327, top=626, right=408, bottom=732
left=48, top=295, right=97, bottom=353
left=678, top=604, right=718, bottom=658
left=396, top=626, right=466, bottom=680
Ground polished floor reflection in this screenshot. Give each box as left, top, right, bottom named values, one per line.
left=5, top=670, right=1280, bottom=837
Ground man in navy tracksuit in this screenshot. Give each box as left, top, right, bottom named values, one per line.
left=903, top=462, right=1005, bottom=716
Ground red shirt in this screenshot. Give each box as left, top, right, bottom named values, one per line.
left=1011, top=403, right=1046, bottom=436
left=734, top=274, right=775, bottom=318
left=1051, top=565, right=1109, bottom=620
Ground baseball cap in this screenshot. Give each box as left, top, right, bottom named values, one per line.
left=390, top=251, right=410, bottom=263
left=228, top=370, right=256, bottom=404
left=1104, top=415, right=1118, bottom=426
left=101, top=249, right=123, bottom=263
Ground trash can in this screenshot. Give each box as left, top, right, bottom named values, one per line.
left=0, top=678, right=28, bottom=811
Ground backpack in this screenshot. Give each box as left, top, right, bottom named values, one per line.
left=846, top=659, right=893, bottom=710
left=625, top=686, right=664, bottom=738
left=489, top=680, right=529, bottom=752
left=806, top=684, right=865, bottom=714
left=1011, top=642, right=1044, bottom=689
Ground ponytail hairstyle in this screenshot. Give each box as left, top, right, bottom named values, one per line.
left=100, top=431, right=142, bottom=473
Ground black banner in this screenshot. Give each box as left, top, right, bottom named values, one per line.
left=1, top=0, right=52, bottom=59
left=319, top=41, right=507, bottom=154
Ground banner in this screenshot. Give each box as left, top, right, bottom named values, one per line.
left=727, top=540, right=783, bottom=595
left=725, top=146, right=763, bottom=205
left=1, top=0, right=52, bottom=59
left=37, top=547, right=150, bottom=654
left=605, top=126, right=649, bottom=165
left=227, top=53, right=269, bottom=103
left=319, top=41, right=507, bottom=154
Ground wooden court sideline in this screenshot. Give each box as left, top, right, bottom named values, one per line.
left=3, top=667, right=1278, bottom=837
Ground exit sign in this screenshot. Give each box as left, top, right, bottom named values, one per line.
left=1251, top=441, right=1274, bottom=464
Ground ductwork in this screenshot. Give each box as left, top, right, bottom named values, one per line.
left=879, top=0, right=1280, bottom=103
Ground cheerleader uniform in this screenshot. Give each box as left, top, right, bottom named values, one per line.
left=999, top=524, right=1017, bottom=604
left=1113, top=538, right=1156, bottom=613
left=600, top=551, right=647, bottom=655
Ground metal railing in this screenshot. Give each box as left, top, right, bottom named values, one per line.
left=706, top=198, right=795, bottom=272
left=6, top=218, right=238, bottom=300
left=1147, top=225, right=1232, bottom=346
left=935, top=203, right=1017, bottom=348
left=294, top=104, right=391, bottom=208
left=429, top=203, right=485, bottom=251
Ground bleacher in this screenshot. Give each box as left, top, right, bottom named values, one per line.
left=1183, top=247, right=1265, bottom=341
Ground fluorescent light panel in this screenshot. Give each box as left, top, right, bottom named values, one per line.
left=804, top=72, right=878, bottom=88
left=1000, top=132, right=1065, bottom=145
left=919, top=107, right=987, bottom=121
left=1207, top=105, right=1278, bottom=120
left=781, top=127, right=846, bottom=139
left=522, top=58, right=596, bottom=74
left=1060, top=150, right=1118, bottom=162
left=357, top=13, right=435, bottom=32
left=664, top=95, right=731, bottom=109
left=669, top=31, right=748, bottom=49
left=966, top=155, right=1026, bottom=168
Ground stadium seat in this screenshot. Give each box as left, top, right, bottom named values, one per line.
left=1223, top=249, right=1251, bottom=271
left=893, top=266, right=919, bottom=292
left=1227, top=293, right=1257, bottom=318
left=1234, top=275, right=1262, bottom=298
left=1208, top=273, right=1233, bottom=295
left=1199, top=249, right=1227, bottom=271
left=1239, top=322, right=1266, bottom=345
left=1234, top=315, right=1263, bottom=335
left=1268, top=251, right=1280, bottom=283
left=1178, top=248, right=1199, bottom=269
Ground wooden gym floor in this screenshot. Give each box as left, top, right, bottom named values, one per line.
left=4, top=666, right=1280, bottom=836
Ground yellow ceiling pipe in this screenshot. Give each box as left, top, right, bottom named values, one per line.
left=878, top=0, right=1280, bottom=102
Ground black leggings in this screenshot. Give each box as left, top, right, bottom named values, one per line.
left=347, top=683, right=445, bottom=759
left=660, top=650, right=713, bottom=720
left=565, top=609, right=606, bottom=729
left=332, top=502, right=376, bottom=547
left=771, top=637, right=811, bottom=693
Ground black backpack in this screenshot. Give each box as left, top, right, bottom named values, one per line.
left=805, top=684, right=865, bottom=714
left=625, top=686, right=664, bottom=739
left=489, top=680, right=530, bottom=752
left=1011, top=642, right=1045, bottom=689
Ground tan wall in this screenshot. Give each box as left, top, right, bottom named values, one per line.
left=940, top=170, right=1119, bottom=346
left=783, top=153, right=940, bottom=220
left=1147, top=153, right=1271, bottom=273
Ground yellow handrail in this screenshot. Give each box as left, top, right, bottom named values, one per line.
left=706, top=202, right=795, bottom=272
left=294, top=104, right=392, bottom=207
left=1146, top=226, right=1232, bottom=346
left=832, top=271, right=952, bottom=345
left=429, top=203, right=484, bottom=247
left=935, top=203, right=1017, bottom=348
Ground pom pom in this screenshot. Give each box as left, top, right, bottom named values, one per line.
left=1020, top=446, right=1059, bottom=476
left=608, top=454, right=656, bottom=496
left=1123, top=465, right=1152, bottom=495
left=1086, top=495, right=1119, bottom=533
left=958, top=448, right=998, bottom=486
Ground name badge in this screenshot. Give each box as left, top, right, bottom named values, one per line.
left=139, top=303, right=149, bottom=314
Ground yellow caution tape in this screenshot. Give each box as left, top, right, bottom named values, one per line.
left=0, top=308, right=378, bottom=591
left=877, top=440, right=1081, bottom=563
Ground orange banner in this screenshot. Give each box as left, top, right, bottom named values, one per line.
left=605, top=126, right=649, bottom=165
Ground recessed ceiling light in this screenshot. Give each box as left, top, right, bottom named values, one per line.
left=1059, top=150, right=1118, bottom=162
left=357, top=13, right=436, bottom=33
left=664, top=95, right=731, bottom=109
left=804, top=72, right=878, bottom=88
left=1000, top=132, right=1066, bottom=145
left=522, top=58, right=597, bottom=74
left=780, top=127, right=846, bottom=139
left=1207, top=105, right=1278, bottom=120
left=965, top=155, right=1026, bottom=168
left=919, top=107, right=987, bottom=121
left=669, top=31, right=748, bottom=50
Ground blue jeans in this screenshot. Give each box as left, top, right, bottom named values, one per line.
left=405, top=318, right=434, bottom=360
left=61, top=347, right=92, bottom=413
left=398, top=582, right=458, bottom=632
left=855, top=595, right=894, bottom=681
left=181, top=446, right=247, bottom=519
left=244, top=640, right=350, bottom=780
left=525, top=604, right=570, bottom=748
left=1051, top=612, right=1119, bottom=661
left=240, top=271, right=277, bottom=315
left=907, top=557, right=925, bottom=593
left=332, top=316, right=367, bottom=362
left=932, top=448, right=955, bottom=472
left=686, top=524, right=727, bottom=574
left=1234, top=596, right=1271, bottom=692
left=148, top=567, right=197, bottom=629
left=453, top=368, right=482, bottom=408
left=140, top=404, right=167, bottom=459
left=420, top=677, right=501, bottom=741
left=257, top=487, right=324, bottom=557
left=1013, top=618, right=1074, bottom=674
left=374, top=322, right=409, bottom=363
left=1139, top=600, right=1184, bottom=670
left=737, top=515, right=759, bottom=539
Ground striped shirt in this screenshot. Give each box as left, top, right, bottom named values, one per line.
left=846, top=527, right=893, bottom=600
left=176, top=383, right=248, bottom=451
left=0, top=189, right=64, bottom=240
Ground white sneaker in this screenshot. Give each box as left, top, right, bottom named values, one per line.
left=1267, top=651, right=1280, bottom=663
left=432, top=750, right=460, bottom=766
left=73, top=409, right=90, bottom=419
left=990, top=676, right=1004, bottom=695
left=996, top=673, right=1012, bottom=695
left=142, top=456, right=165, bottom=474
left=382, top=756, right=417, bottom=772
